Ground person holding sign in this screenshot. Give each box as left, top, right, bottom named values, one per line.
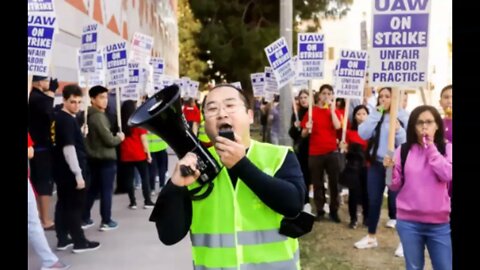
left=300, top=84, right=343, bottom=223
left=118, top=100, right=155, bottom=209
left=149, top=84, right=307, bottom=269
left=384, top=105, right=452, bottom=270
left=52, top=85, right=101, bottom=253
left=82, top=86, right=125, bottom=231
left=354, top=87, right=408, bottom=249
left=289, top=90, right=311, bottom=204
left=28, top=75, right=58, bottom=231
left=339, top=105, right=370, bottom=229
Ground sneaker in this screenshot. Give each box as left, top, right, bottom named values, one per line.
left=99, top=220, right=118, bottom=231
left=349, top=221, right=358, bottom=229
left=41, top=260, right=71, bottom=270
left=128, top=203, right=137, bottom=210
left=56, top=239, right=74, bottom=251
left=81, top=219, right=95, bottom=230
left=144, top=201, right=155, bottom=209
left=72, top=241, right=101, bottom=254
left=329, top=212, right=341, bottom=223
left=354, top=235, right=378, bottom=249
left=395, top=243, right=404, bottom=257
left=386, top=219, right=397, bottom=228
left=303, top=203, right=312, bottom=214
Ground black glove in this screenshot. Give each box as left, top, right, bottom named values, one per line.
left=49, top=78, right=59, bottom=92
left=279, top=211, right=314, bottom=238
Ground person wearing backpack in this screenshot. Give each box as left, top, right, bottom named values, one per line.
left=354, top=87, right=408, bottom=250
left=384, top=105, right=452, bottom=270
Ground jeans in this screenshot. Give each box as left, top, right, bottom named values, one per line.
left=149, top=150, right=168, bottom=189
left=83, top=159, right=117, bottom=224
left=28, top=180, right=58, bottom=267
left=397, top=220, right=452, bottom=270
left=367, top=161, right=397, bottom=234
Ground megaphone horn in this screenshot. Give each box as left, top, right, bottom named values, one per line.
left=128, top=84, right=221, bottom=186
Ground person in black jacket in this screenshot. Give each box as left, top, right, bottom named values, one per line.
left=28, top=75, right=58, bottom=230
left=149, top=84, right=306, bottom=246
left=289, top=89, right=311, bottom=204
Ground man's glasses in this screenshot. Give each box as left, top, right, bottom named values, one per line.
left=204, top=101, right=245, bottom=118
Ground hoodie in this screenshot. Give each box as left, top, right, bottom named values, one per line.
left=389, top=143, right=452, bottom=224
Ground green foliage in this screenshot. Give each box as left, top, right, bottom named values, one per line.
left=178, top=0, right=208, bottom=81
left=189, top=0, right=353, bottom=95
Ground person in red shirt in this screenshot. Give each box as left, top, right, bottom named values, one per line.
left=300, top=84, right=342, bottom=222
left=119, top=100, right=155, bottom=209
left=339, top=105, right=370, bottom=229
left=182, top=98, right=201, bottom=135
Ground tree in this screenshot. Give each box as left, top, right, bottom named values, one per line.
left=178, top=0, right=208, bottom=81
left=189, top=0, right=353, bottom=95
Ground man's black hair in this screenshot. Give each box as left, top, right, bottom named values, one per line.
left=201, top=84, right=252, bottom=112
left=89, top=85, right=109, bottom=98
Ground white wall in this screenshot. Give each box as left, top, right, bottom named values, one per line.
left=50, top=0, right=179, bottom=82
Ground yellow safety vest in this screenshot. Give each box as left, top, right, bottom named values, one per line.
left=147, top=132, right=168, bottom=153
left=198, top=113, right=211, bottom=145
left=188, top=140, right=300, bottom=270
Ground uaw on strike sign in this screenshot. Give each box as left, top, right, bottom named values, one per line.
left=28, top=0, right=57, bottom=76
left=297, top=33, right=324, bottom=80
left=336, top=50, right=368, bottom=100
left=79, top=24, right=98, bottom=74
left=264, top=37, right=295, bottom=88
left=104, top=42, right=129, bottom=87
left=369, top=0, right=431, bottom=87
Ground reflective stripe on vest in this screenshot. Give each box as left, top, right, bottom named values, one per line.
left=191, top=233, right=236, bottom=248
left=191, top=229, right=287, bottom=248
left=237, top=229, right=287, bottom=245
left=193, top=250, right=299, bottom=270
left=189, top=140, right=299, bottom=269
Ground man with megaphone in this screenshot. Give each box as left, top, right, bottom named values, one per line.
left=147, top=84, right=310, bottom=270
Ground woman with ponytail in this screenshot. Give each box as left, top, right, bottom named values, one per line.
left=353, top=87, right=408, bottom=251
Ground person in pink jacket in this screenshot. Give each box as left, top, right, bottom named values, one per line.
left=384, top=105, right=452, bottom=270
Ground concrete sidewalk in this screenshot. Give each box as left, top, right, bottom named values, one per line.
left=28, top=152, right=193, bottom=270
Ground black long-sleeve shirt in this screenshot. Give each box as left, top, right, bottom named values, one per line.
left=28, top=87, right=54, bottom=148
left=149, top=151, right=306, bottom=245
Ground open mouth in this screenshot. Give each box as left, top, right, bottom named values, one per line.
left=218, top=123, right=233, bottom=133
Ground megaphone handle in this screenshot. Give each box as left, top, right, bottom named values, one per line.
left=180, top=165, right=195, bottom=177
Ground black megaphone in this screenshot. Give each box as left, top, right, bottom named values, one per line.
left=128, top=84, right=221, bottom=190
